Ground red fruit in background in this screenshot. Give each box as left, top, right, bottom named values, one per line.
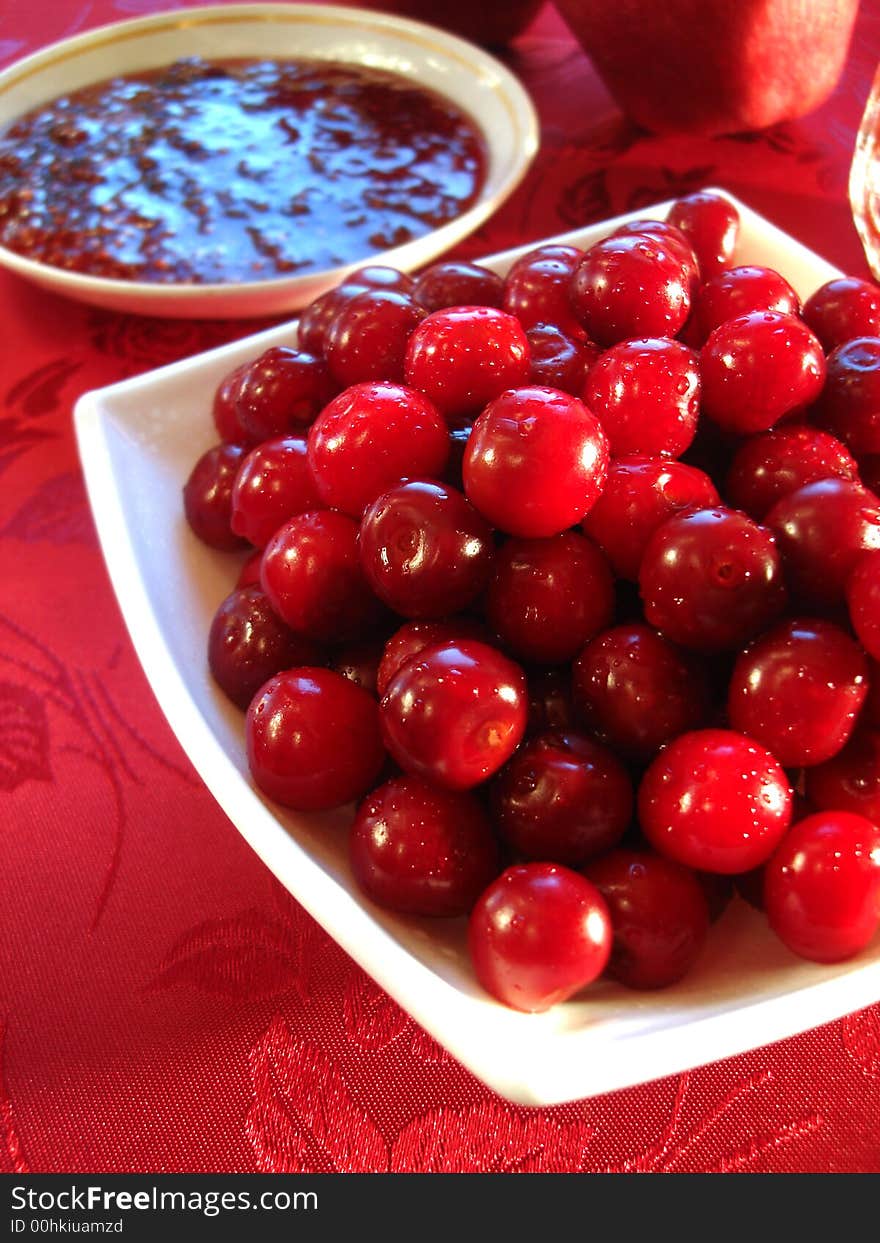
left=463, top=386, right=609, bottom=537
left=350, top=776, right=500, bottom=917
left=468, top=863, right=612, bottom=1012
left=583, top=850, right=710, bottom=990
left=354, top=0, right=543, bottom=47
left=412, top=260, right=504, bottom=312
left=666, top=192, right=740, bottom=280
left=764, top=811, right=880, bottom=963
left=552, top=0, right=858, bottom=136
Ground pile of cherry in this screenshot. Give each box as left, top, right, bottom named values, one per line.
left=184, top=190, right=880, bottom=1014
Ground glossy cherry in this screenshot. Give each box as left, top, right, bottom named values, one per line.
left=375, top=617, right=489, bottom=697
left=350, top=775, right=500, bottom=916
left=230, top=434, right=321, bottom=548
left=805, top=728, right=880, bottom=824
left=183, top=442, right=249, bottom=551
left=572, top=622, right=711, bottom=760
left=463, top=386, right=609, bottom=537
left=306, top=381, right=449, bottom=517
left=581, top=455, right=719, bottom=580
left=727, top=618, right=868, bottom=767
left=490, top=730, right=633, bottom=867
left=212, top=360, right=250, bottom=443
left=467, top=863, right=612, bottom=1012
left=501, top=243, right=586, bottom=337
left=766, top=478, right=880, bottom=607
left=666, top=191, right=739, bottom=281
left=246, top=667, right=386, bottom=811
left=260, top=509, right=385, bottom=642
left=404, top=305, right=530, bottom=420
left=569, top=232, right=691, bottom=346
left=379, top=638, right=527, bottom=790
left=638, top=728, right=792, bottom=874
left=485, top=531, right=614, bottom=665
left=723, top=423, right=859, bottom=519
left=584, top=337, right=700, bottom=458
left=700, top=310, right=826, bottom=435
left=638, top=506, right=787, bottom=651
left=583, top=849, right=710, bottom=989
left=412, top=260, right=504, bottom=312
left=802, top=277, right=880, bottom=352
left=208, top=586, right=323, bottom=710
left=688, top=264, right=800, bottom=346
left=296, top=278, right=377, bottom=355
left=764, top=811, right=880, bottom=963
left=234, top=346, right=334, bottom=441
left=359, top=478, right=495, bottom=618
left=813, top=336, right=880, bottom=457
left=848, top=550, right=880, bottom=659
left=324, top=288, right=427, bottom=387
left=612, top=218, right=700, bottom=295
left=526, top=324, right=599, bottom=394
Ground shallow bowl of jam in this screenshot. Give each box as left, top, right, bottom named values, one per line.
left=0, top=3, right=539, bottom=317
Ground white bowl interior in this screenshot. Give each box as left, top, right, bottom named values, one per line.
left=74, top=191, right=880, bottom=1105
left=0, top=3, right=538, bottom=317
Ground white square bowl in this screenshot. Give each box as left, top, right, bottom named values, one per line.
left=74, top=190, right=880, bottom=1106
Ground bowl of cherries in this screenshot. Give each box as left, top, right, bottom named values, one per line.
left=77, top=188, right=880, bottom=1104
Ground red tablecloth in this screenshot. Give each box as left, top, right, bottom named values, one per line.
left=2, top=0, right=880, bottom=1175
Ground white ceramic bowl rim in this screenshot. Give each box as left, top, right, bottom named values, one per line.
left=0, top=3, right=539, bottom=308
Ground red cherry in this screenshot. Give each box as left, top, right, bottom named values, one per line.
left=848, top=550, right=880, bottom=659
left=324, top=289, right=427, bottom=387
left=526, top=324, right=599, bottom=394
left=581, top=455, right=719, bottom=581
left=207, top=586, right=323, bottom=710
left=638, top=506, right=787, bottom=651
left=376, top=617, right=488, bottom=697
left=805, top=728, right=880, bottom=824
left=297, top=279, right=375, bottom=355
left=485, top=531, right=614, bottom=665
left=350, top=775, right=500, bottom=917
left=463, top=386, right=609, bottom=537
left=700, top=311, right=826, bottom=435
left=404, top=305, right=530, bottom=421
left=569, top=232, right=691, bottom=347
left=502, top=244, right=586, bottom=338
left=246, top=667, right=386, bottom=811
left=490, top=730, right=633, bottom=867
left=183, top=442, right=249, bottom=551
left=212, top=361, right=250, bottom=443
left=235, top=347, right=333, bottom=441
left=638, top=728, right=792, bottom=874
left=237, top=548, right=263, bottom=588
left=666, top=191, right=739, bottom=281
left=359, top=479, right=495, bottom=618
left=230, top=435, right=321, bottom=548
left=572, top=622, right=711, bottom=761
left=412, top=260, right=504, bottom=312
left=328, top=636, right=387, bottom=696
left=802, top=277, right=880, bottom=352
left=813, top=337, right=880, bottom=457
left=467, top=863, right=612, bottom=1012
left=612, top=218, right=700, bottom=295
left=727, top=618, right=868, bottom=767
left=306, top=381, right=449, bottom=517
left=583, top=850, right=710, bottom=989
left=347, top=264, right=415, bottom=293
left=584, top=337, right=700, bottom=458
left=764, top=811, right=880, bottom=963
left=379, top=638, right=527, bottom=790
left=723, top=423, right=859, bottom=519
left=260, top=509, right=385, bottom=642
left=766, top=478, right=880, bottom=607
left=688, top=264, right=799, bottom=346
